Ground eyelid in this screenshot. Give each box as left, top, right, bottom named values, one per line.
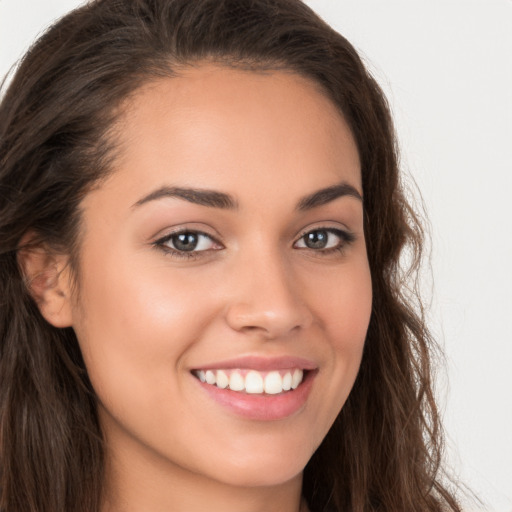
left=294, top=223, right=353, bottom=242
left=152, top=224, right=223, bottom=244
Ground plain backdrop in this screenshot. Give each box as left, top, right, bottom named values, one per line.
left=1, top=1, right=511, bottom=511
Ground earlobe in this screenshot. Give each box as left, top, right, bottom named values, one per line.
left=17, top=243, right=74, bottom=328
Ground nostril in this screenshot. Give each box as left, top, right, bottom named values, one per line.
left=225, top=301, right=313, bottom=339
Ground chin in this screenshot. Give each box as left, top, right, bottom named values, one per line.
left=203, top=444, right=311, bottom=488
left=215, top=464, right=304, bottom=489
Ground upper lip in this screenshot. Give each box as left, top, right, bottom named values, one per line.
left=191, top=355, right=317, bottom=372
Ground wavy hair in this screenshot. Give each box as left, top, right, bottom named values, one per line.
left=0, top=1, right=460, bottom=511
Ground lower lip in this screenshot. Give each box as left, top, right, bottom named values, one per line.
left=194, top=371, right=316, bottom=421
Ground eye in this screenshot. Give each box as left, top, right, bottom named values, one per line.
left=154, top=230, right=221, bottom=256
left=294, top=228, right=354, bottom=251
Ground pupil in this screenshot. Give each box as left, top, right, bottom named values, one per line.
left=305, top=230, right=328, bottom=249
left=173, top=232, right=198, bottom=251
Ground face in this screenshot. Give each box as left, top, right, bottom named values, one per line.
left=69, top=66, right=372, bottom=492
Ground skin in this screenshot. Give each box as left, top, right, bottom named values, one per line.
left=30, top=65, right=372, bottom=512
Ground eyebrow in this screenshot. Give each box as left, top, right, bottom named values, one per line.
left=296, top=183, right=362, bottom=211
left=132, top=182, right=362, bottom=211
left=132, top=186, right=238, bottom=209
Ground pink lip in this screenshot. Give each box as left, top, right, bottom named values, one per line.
left=191, top=356, right=318, bottom=421
left=191, top=355, right=317, bottom=372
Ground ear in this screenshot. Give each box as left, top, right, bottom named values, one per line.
left=17, top=239, right=74, bottom=328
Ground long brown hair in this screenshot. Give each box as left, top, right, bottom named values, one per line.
left=0, top=1, right=460, bottom=511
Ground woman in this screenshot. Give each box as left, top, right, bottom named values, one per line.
left=0, top=1, right=461, bottom=511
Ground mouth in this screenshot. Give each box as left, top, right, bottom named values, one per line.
left=192, top=368, right=306, bottom=395
left=190, top=356, right=317, bottom=420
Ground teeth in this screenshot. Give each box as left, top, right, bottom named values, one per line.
left=229, top=372, right=245, bottom=391
left=264, top=371, right=283, bottom=394
left=282, top=372, right=292, bottom=391
left=195, top=368, right=306, bottom=395
left=291, top=369, right=303, bottom=390
left=216, top=370, right=229, bottom=389
left=245, top=371, right=264, bottom=394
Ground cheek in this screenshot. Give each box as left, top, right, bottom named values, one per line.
left=313, top=257, right=372, bottom=402
left=71, top=252, right=218, bottom=406
left=71, top=259, right=225, bottom=473
left=315, top=257, right=372, bottom=347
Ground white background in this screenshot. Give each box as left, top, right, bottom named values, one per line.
left=1, top=1, right=511, bottom=510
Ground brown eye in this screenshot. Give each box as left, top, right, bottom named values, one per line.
left=303, top=230, right=329, bottom=249
left=157, top=231, right=219, bottom=253
left=172, top=232, right=200, bottom=251
left=294, top=228, right=355, bottom=252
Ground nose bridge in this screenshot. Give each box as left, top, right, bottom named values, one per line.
left=224, top=241, right=313, bottom=338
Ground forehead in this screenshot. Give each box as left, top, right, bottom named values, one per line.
left=93, top=64, right=361, bottom=210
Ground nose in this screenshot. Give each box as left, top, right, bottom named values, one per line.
left=224, top=250, right=314, bottom=339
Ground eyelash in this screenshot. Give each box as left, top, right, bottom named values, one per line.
left=153, top=227, right=356, bottom=261
left=295, top=227, right=356, bottom=256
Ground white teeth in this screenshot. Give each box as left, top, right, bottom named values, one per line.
left=216, top=370, right=229, bottom=389
left=264, top=371, right=283, bottom=394
left=195, top=368, right=306, bottom=394
left=245, top=371, right=264, bottom=394
left=282, top=372, right=292, bottom=391
left=229, top=372, right=245, bottom=391
left=291, top=369, right=303, bottom=390
left=205, top=370, right=216, bottom=385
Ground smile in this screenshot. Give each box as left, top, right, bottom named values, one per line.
left=193, top=368, right=305, bottom=395
left=191, top=357, right=317, bottom=420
